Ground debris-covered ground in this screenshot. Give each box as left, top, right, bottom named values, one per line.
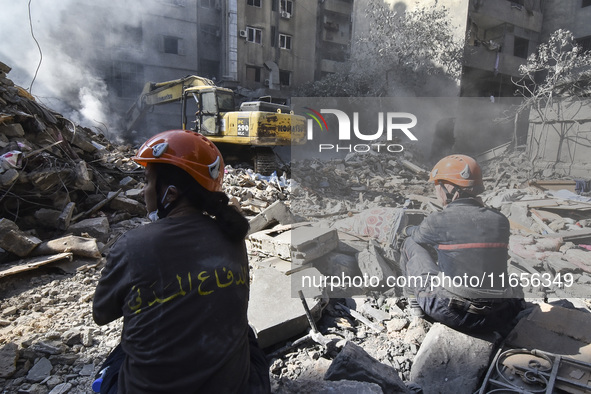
left=2, top=60, right=591, bottom=393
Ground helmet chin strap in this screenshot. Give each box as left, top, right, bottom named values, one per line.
left=443, top=184, right=462, bottom=204
left=156, top=185, right=178, bottom=219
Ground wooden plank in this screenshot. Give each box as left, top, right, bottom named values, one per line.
left=513, top=200, right=560, bottom=208
left=530, top=209, right=556, bottom=234
left=398, top=159, right=428, bottom=175
left=531, top=209, right=565, bottom=222
left=529, top=180, right=577, bottom=193
left=0, top=253, right=73, bottom=279
left=544, top=228, right=591, bottom=243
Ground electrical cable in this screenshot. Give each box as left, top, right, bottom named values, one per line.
left=28, top=0, right=43, bottom=94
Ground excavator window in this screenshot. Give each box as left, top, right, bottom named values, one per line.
left=217, top=91, right=235, bottom=113
left=200, top=91, right=218, bottom=134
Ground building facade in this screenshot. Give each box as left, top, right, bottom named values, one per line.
left=60, top=0, right=353, bottom=140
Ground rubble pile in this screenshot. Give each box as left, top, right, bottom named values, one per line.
left=1, top=54, right=591, bottom=394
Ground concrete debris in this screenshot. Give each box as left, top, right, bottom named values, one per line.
left=410, top=323, right=500, bottom=394
left=248, top=200, right=295, bottom=235
left=2, top=58, right=591, bottom=393
left=247, top=267, right=326, bottom=349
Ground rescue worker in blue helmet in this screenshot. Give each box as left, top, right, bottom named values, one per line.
left=399, top=154, right=524, bottom=332
left=93, top=130, right=270, bottom=393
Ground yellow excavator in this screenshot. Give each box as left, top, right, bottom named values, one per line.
left=124, top=75, right=306, bottom=174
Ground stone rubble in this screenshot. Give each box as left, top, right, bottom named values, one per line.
left=2, top=58, right=591, bottom=393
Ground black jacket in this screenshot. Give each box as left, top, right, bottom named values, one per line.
left=93, top=213, right=251, bottom=393
left=407, top=198, right=511, bottom=299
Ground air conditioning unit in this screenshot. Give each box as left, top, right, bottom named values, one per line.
left=239, top=30, right=247, bottom=38
left=264, top=79, right=270, bottom=87
left=280, top=11, right=291, bottom=19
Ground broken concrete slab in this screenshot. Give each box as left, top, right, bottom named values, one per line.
left=325, top=341, right=410, bottom=393
left=57, top=202, right=76, bottom=230
left=275, top=378, right=384, bottom=393
left=410, top=323, right=500, bottom=394
left=0, top=342, right=18, bottom=378
left=67, top=217, right=110, bottom=243
left=34, top=208, right=62, bottom=229
left=31, top=235, right=101, bottom=259
left=0, top=168, right=19, bottom=186
left=291, top=226, right=338, bottom=265
left=505, top=303, right=591, bottom=362
left=109, top=195, right=147, bottom=217
left=248, top=200, right=295, bottom=235
left=312, top=252, right=362, bottom=284
left=0, top=218, right=42, bottom=257
left=249, top=225, right=338, bottom=265
left=26, top=357, right=53, bottom=383
left=247, top=267, right=325, bottom=349
left=0, top=123, right=25, bottom=137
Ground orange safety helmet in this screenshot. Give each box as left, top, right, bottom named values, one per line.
left=132, top=130, right=224, bottom=192
left=429, top=154, right=484, bottom=194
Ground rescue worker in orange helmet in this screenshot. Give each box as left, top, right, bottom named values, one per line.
left=399, top=154, right=524, bottom=332
left=93, top=130, right=270, bottom=393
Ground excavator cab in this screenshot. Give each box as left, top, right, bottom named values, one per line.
left=182, top=88, right=235, bottom=136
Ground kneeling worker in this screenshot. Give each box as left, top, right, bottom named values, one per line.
left=93, top=130, right=270, bottom=393
left=399, top=154, right=523, bottom=332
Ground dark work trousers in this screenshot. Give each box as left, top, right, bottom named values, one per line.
left=96, top=326, right=270, bottom=394
left=400, top=237, right=523, bottom=333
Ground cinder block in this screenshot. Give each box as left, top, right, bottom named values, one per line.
left=249, top=225, right=338, bottom=265
left=291, top=226, right=338, bottom=265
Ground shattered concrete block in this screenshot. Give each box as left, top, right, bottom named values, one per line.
left=119, top=176, right=138, bottom=189
left=67, top=217, right=110, bottom=243
left=125, top=188, right=143, bottom=201
left=313, top=252, right=362, bottom=280
left=248, top=225, right=338, bottom=264
left=0, top=342, right=19, bottom=378
left=410, top=323, right=499, bottom=394
left=247, top=267, right=325, bottom=349
left=509, top=203, right=534, bottom=228
left=57, top=202, right=76, bottom=230
left=34, top=208, right=62, bottom=228
left=0, top=123, right=25, bottom=137
left=325, top=341, right=410, bottom=393
left=0, top=168, right=19, bottom=186
left=26, top=357, right=53, bottom=383
left=247, top=200, right=295, bottom=235
left=74, top=161, right=94, bottom=191
left=279, top=379, right=384, bottom=393
left=0, top=61, right=11, bottom=74
left=291, top=226, right=339, bottom=265
left=0, top=218, right=42, bottom=257
left=357, top=241, right=396, bottom=287
left=29, top=168, right=72, bottom=192
left=109, top=195, right=147, bottom=217
left=60, top=126, right=97, bottom=153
